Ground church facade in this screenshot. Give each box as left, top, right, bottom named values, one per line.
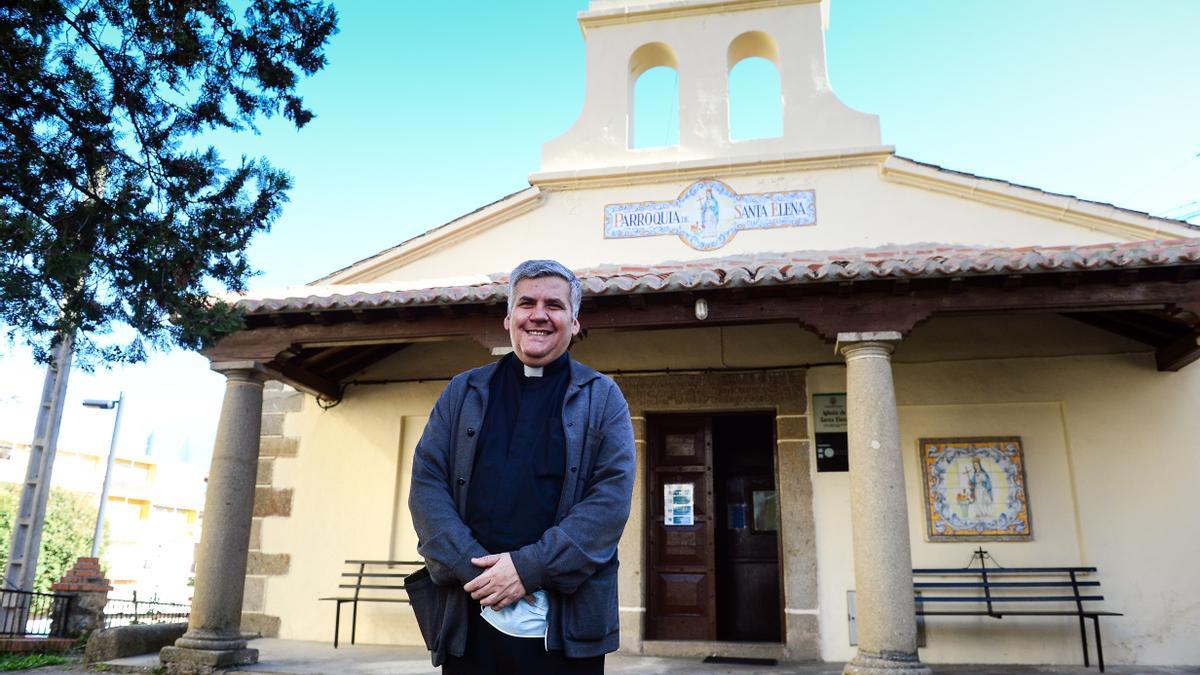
left=165, top=1, right=1200, bottom=671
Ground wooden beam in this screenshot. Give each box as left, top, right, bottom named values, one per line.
left=265, top=359, right=342, bottom=401
left=204, top=314, right=496, bottom=362
left=579, top=294, right=931, bottom=341
left=916, top=280, right=1200, bottom=316
left=1118, top=310, right=1199, bottom=338
left=1064, top=313, right=1165, bottom=346
left=297, top=346, right=352, bottom=369
left=322, top=344, right=406, bottom=381
left=1156, top=333, right=1200, bottom=371
left=274, top=345, right=304, bottom=363
left=584, top=280, right=1200, bottom=341
left=351, top=309, right=380, bottom=324
left=1172, top=301, right=1200, bottom=322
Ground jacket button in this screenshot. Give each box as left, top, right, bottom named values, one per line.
left=466, top=427, right=476, bottom=437
left=567, top=422, right=574, bottom=427
left=457, top=477, right=466, bottom=486
left=570, top=466, right=577, bottom=473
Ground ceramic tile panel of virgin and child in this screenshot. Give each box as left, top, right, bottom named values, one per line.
left=919, top=437, right=1032, bottom=541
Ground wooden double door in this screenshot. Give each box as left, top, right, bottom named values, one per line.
left=646, top=412, right=782, bottom=642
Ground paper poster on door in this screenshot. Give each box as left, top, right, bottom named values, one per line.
left=664, top=483, right=694, bottom=526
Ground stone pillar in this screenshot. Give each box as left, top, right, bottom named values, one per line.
left=836, top=332, right=930, bottom=675
left=161, top=363, right=267, bottom=674
left=50, top=556, right=111, bottom=638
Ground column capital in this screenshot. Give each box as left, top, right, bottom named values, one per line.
left=210, top=360, right=270, bottom=383
left=835, top=331, right=903, bottom=359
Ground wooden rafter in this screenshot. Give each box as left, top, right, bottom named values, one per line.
left=1066, top=313, right=1173, bottom=346
left=322, top=344, right=406, bottom=381
left=264, top=358, right=342, bottom=401
left=1156, top=333, right=1200, bottom=371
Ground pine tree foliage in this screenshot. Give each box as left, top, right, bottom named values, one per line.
left=0, top=0, right=338, bottom=364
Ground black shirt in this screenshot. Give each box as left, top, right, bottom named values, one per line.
left=465, top=352, right=570, bottom=555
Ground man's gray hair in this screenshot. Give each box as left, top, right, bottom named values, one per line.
left=508, top=259, right=583, bottom=320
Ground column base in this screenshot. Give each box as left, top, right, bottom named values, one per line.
left=160, top=645, right=258, bottom=674
left=172, top=627, right=249, bottom=651
left=844, top=649, right=931, bottom=675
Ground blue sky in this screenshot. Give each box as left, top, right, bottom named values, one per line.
left=1, top=0, right=1197, bottom=466
left=230, top=0, right=1200, bottom=289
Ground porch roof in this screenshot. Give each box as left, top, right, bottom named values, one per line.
left=235, top=238, right=1200, bottom=317
left=208, top=238, right=1200, bottom=401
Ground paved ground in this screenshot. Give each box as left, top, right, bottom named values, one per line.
left=15, top=639, right=1200, bottom=674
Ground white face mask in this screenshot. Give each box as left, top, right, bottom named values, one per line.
left=480, top=589, right=550, bottom=639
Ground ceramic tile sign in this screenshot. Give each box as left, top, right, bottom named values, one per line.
left=919, top=437, right=1032, bottom=541
left=604, top=179, right=815, bottom=251
left=663, top=483, right=695, bottom=526
left=813, top=393, right=849, bottom=472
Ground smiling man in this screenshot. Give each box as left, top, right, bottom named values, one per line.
left=409, top=259, right=636, bottom=674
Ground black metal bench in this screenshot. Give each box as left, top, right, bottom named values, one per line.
left=914, top=548, right=1122, bottom=672
left=318, top=559, right=422, bottom=648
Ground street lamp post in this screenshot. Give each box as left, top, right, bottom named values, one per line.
left=83, top=393, right=124, bottom=559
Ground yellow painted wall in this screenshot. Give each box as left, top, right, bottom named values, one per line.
left=260, top=380, right=445, bottom=646
left=810, top=350, right=1200, bottom=666
left=355, top=165, right=1162, bottom=285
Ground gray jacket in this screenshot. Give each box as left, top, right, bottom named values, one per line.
left=408, top=357, right=635, bottom=665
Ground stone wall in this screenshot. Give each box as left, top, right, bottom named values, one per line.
left=240, top=381, right=303, bottom=637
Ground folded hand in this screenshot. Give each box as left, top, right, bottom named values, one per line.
left=464, top=552, right=527, bottom=610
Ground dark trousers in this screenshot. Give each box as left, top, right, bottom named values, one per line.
left=442, top=603, right=604, bottom=675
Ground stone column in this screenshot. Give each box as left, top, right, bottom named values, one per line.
left=836, top=332, right=929, bottom=675
left=161, top=363, right=267, bottom=674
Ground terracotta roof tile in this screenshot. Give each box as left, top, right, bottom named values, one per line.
left=236, top=238, right=1200, bottom=315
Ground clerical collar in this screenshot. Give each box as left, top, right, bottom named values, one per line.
left=511, top=351, right=570, bottom=379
